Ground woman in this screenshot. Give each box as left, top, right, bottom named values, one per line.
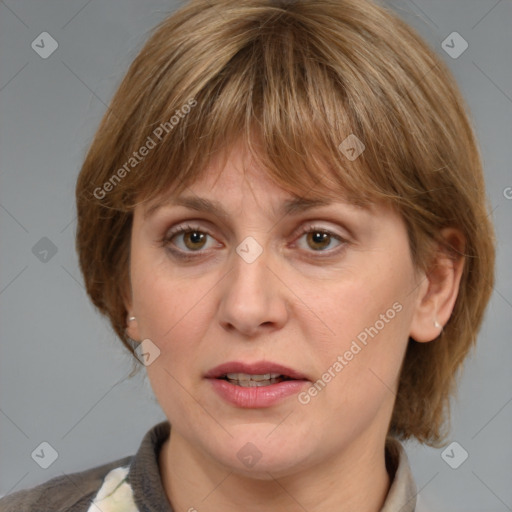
left=0, top=0, right=495, bottom=510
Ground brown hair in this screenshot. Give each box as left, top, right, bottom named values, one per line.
left=75, top=0, right=495, bottom=445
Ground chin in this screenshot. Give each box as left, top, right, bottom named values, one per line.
left=207, top=434, right=315, bottom=479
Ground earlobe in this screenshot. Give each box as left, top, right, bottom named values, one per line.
left=121, top=280, right=140, bottom=341
left=409, top=228, right=465, bottom=343
left=125, top=314, right=141, bottom=342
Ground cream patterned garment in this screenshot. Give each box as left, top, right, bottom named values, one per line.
left=87, top=466, right=138, bottom=512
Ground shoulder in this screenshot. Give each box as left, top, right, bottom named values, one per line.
left=0, top=455, right=133, bottom=512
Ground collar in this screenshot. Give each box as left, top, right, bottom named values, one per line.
left=381, top=436, right=418, bottom=511
left=125, top=421, right=417, bottom=511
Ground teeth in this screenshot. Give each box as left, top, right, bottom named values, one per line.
left=223, top=373, right=287, bottom=387
left=230, top=378, right=282, bottom=387
left=225, top=372, right=282, bottom=381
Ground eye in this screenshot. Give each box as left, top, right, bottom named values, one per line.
left=160, top=222, right=348, bottom=261
left=294, top=224, right=346, bottom=254
left=160, top=224, right=219, bottom=258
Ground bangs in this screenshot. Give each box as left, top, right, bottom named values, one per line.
left=102, top=4, right=407, bottom=213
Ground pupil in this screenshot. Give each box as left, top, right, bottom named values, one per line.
left=186, top=231, right=205, bottom=249
left=309, top=231, right=329, bottom=250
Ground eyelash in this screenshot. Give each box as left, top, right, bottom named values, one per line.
left=159, top=223, right=348, bottom=261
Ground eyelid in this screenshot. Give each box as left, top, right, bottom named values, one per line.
left=293, top=222, right=348, bottom=240
left=163, top=221, right=347, bottom=243
left=161, top=220, right=349, bottom=260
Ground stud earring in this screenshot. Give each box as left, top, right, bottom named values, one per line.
left=434, top=319, right=442, bottom=329
left=128, top=316, right=136, bottom=322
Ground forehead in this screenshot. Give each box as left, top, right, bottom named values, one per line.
left=141, top=176, right=381, bottom=229
left=142, top=168, right=369, bottom=222
left=141, top=139, right=372, bottom=218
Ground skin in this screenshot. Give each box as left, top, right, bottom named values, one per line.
left=125, top=139, right=464, bottom=512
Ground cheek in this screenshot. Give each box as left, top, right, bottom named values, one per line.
left=130, top=244, right=213, bottom=340
left=301, top=260, right=411, bottom=343
left=134, top=275, right=213, bottom=343
left=300, top=259, right=415, bottom=393
left=130, top=259, right=217, bottom=427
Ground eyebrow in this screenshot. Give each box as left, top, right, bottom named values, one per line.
left=144, top=195, right=334, bottom=220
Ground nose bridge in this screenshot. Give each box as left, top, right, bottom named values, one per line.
left=232, top=254, right=266, bottom=294
left=218, top=241, right=288, bottom=335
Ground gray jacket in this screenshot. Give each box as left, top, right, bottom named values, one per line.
left=0, top=421, right=418, bottom=511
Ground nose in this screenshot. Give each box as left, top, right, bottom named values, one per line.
left=217, top=247, right=290, bottom=338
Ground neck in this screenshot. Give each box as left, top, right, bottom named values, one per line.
left=159, top=429, right=391, bottom=512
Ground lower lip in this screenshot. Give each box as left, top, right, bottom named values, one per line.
left=208, top=378, right=308, bottom=408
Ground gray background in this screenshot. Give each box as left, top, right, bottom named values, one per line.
left=0, top=0, right=511, bottom=510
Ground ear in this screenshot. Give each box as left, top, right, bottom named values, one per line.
left=409, top=228, right=465, bottom=343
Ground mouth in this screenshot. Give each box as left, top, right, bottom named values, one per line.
left=205, top=361, right=310, bottom=384
left=204, top=361, right=310, bottom=407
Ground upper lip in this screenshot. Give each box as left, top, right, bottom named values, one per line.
left=205, top=361, right=310, bottom=381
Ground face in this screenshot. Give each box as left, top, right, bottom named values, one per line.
left=126, top=140, right=427, bottom=478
